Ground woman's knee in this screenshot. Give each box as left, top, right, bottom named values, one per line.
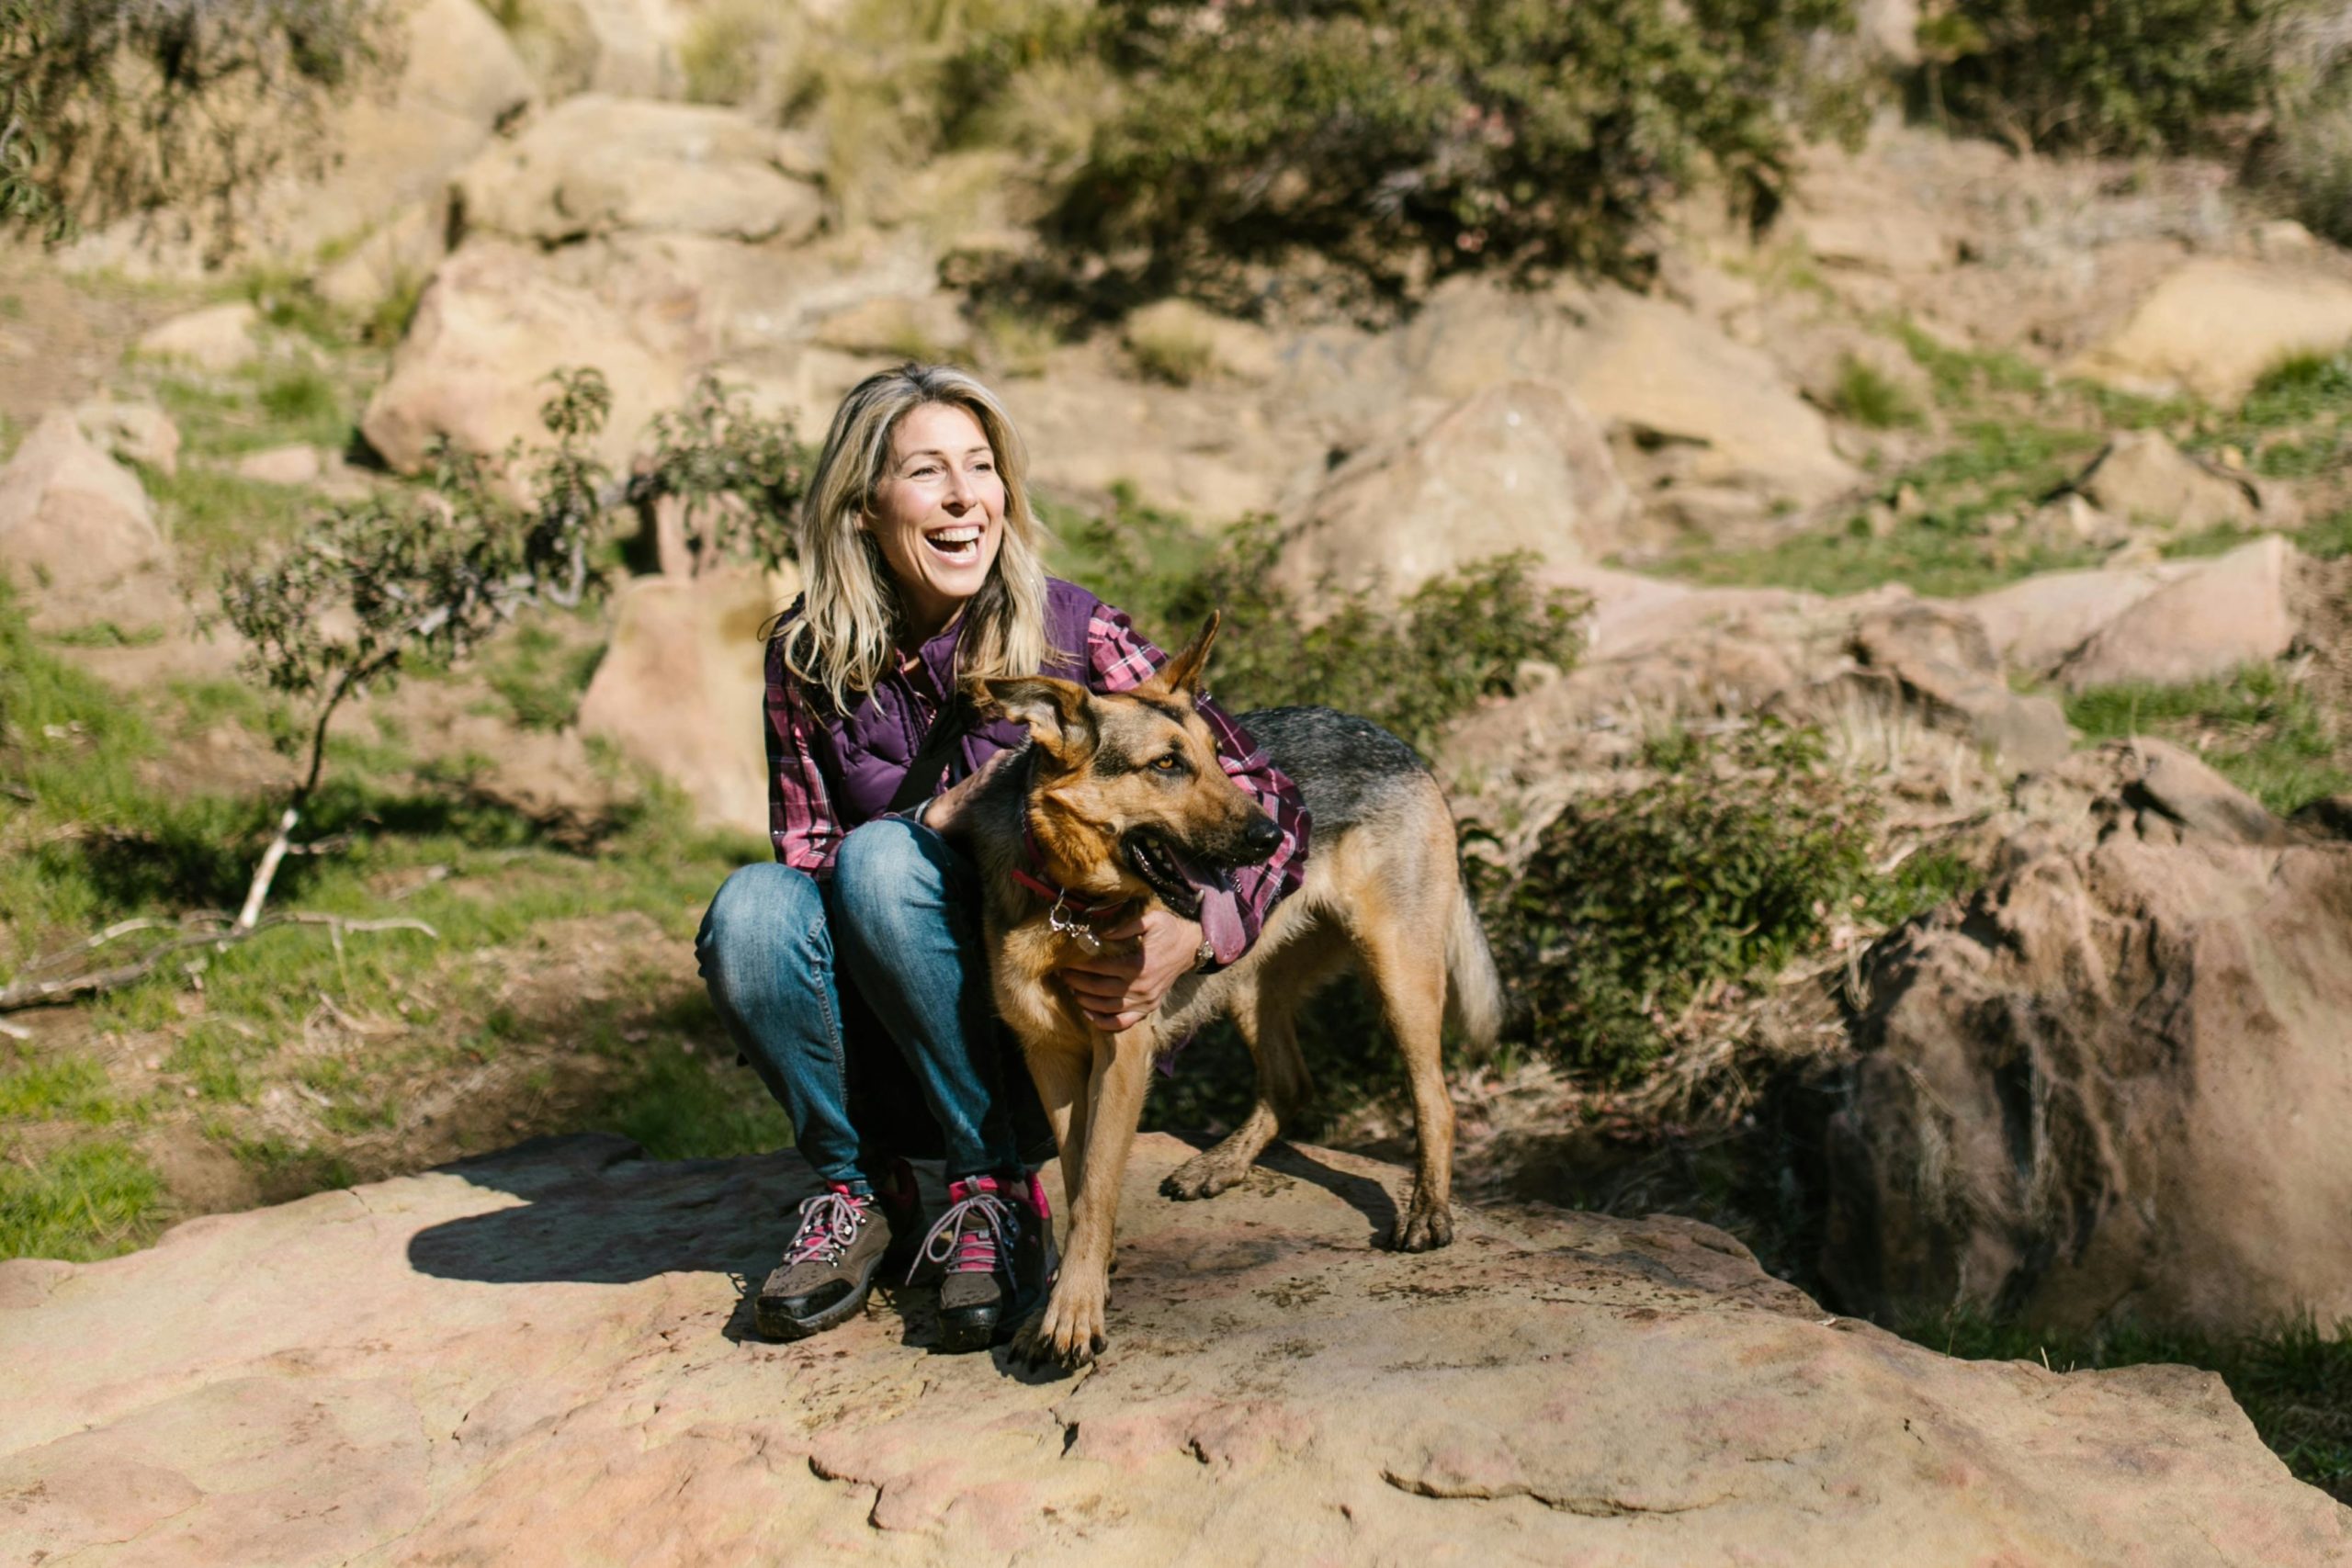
left=832, top=818, right=960, bottom=949
left=698, top=863, right=827, bottom=984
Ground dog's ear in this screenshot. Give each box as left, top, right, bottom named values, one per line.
left=1153, top=610, right=1221, bottom=699
left=972, top=675, right=1096, bottom=764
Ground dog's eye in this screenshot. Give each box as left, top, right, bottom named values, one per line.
left=1152, top=753, right=1183, bottom=773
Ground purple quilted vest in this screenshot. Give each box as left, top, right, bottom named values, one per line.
left=790, top=577, right=1103, bottom=827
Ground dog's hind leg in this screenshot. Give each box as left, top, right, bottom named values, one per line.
left=1162, top=978, right=1309, bottom=1201
left=1355, top=919, right=1457, bottom=1252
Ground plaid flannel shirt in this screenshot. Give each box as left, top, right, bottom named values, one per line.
left=766, top=601, right=1310, bottom=963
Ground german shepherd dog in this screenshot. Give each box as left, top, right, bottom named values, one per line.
left=967, top=614, right=1504, bottom=1369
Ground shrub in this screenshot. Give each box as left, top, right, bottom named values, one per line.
left=1049, top=0, right=1856, bottom=315
left=1064, top=496, right=1589, bottom=755
left=1917, top=0, right=2281, bottom=154
left=1832, top=355, right=1924, bottom=429
left=1481, top=725, right=1879, bottom=1083
left=0, top=0, right=391, bottom=249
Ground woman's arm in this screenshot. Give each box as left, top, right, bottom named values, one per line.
left=1087, top=603, right=1311, bottom=965
left=765, top=645, right=844, bottom=878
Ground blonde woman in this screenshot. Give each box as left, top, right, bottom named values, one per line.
left=696, top=364, right=1309, bottom=1351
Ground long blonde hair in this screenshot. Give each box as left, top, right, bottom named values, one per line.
left=775, top=363, right=1053, bottom=711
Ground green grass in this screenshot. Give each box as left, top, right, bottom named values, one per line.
left=1913, top=1308, right=2352, bottom=1504
left=153, top=367, right=356, bottom=460
left=143, top=466, right=320, bottom=572
left=1830, top=355, right=1923, bottom=430
left=0, top=1138, right=165, bottom=1260
left=2064, top=664, right=2348, bottom=816
left=1899, top=324, right=2045, bottom=407
left=481, top=619, right=606, bottom=732
left=0, top=1054, right=127, bottom=1122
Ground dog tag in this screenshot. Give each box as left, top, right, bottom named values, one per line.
left=1047, top=894, right=1101, bottom=950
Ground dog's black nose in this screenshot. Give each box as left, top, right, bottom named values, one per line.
left=1240, top=814, right=1283, bottom=863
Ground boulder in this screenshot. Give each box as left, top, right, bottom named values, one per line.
left=2067, top=260, right=2352, bottom=404
left=2055, top=536, right=2299, bottom=691
left=360, top=238, right=704, bottom=474
left=806, top=293, right=977, bottom=362
left=134, top=303, right=260, bottom=372
left=1121, top=299, right=1283, bottom=384
left=0, top=412, right=175, bottom=631
left=2, top=1132, right=2344, bottom=1565
left=235, top=445, right=324, bottom=488
left=1827, top=740, right=2352, bottom=1337
left=2067, top=431, right=2266, bottom=534
left=1960, top=561, right=2188, bottom=675
left=315, top=202, right=447, bottom=317
left=575, top=565, right=793, bottom=837
left=453, top=95, right=823, bottom=246
left=1560, top=292, right=1860, bottom=519
left=73, top=399, right=181, bottom=477
left=1842, top=600, right=2073, bottom=775
left=1279, top=380, right=1632, bottom=597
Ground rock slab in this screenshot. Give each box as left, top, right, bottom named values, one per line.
left=3, top=1133, right=2344, bottom=1566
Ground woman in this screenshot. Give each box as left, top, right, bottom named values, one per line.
left=696, top=363, right=1308, bottom=1353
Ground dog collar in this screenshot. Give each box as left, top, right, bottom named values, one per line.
left=1011, top=820, right=1131, bottom=947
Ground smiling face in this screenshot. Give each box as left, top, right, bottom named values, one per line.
left=865, top=400, right=1006, bottom=642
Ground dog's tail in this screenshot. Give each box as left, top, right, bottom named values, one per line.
left=1443, top=884, right=1506, bottom=1054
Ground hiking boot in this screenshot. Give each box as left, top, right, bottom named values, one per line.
left=922, top=1172, right=1057, bottom=1354
left=754, top=1160, right=922, bottom=1342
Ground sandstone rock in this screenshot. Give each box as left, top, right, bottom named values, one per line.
left=1960, top=560, right=2188, bottom=674
left=1122, top=299, right=1283, bottom=384
left=73, top=399, right=181, bottom=477
left=2, top=1132, right=2342, bottom=1564
left=2067, top=259, right=2352, bottom=403
left=1828, top=743, right=2352, bottom=1337
left=361, top=238, right=703, bottom=474
left=454, top=95, right=822, bottom=246
left=806, top=294, right=976, bottom=361
left=1856, top=0, right=1922, bottom=66
left=1279, top=380, right=1632, bottom=597
left=134, top=303, right=260, bottom=372
left=576, top=566, right=794, bottom=837
left=2068, top=430, right=2265, bottom=533
left=315, top=202, right=447, bottom=317
left=235, top=445, right=324, bottom=487
left=1561, top=292, right=1860, bottom=518
left=0, top=412, right=175, bottom=631
left=2055, top=536, right=2299, bottom=690
left=1843, top=600, right=2073, bottom=774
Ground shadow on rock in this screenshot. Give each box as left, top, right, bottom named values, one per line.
left=406, top=1133, right=808, bottom=1292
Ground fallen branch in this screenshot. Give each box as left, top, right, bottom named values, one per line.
left=0, top=912, right=438, bottom=1013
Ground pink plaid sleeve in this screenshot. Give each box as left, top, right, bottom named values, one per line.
left=765, top=640, right=842, bottom=877
left=1089, top=605, right=1311, bottom=964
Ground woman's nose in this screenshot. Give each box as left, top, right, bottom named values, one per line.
left=944, top=468, right=976, bottom=508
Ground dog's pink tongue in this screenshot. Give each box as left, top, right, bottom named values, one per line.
left=1198, top=887, right=1247, bottom=967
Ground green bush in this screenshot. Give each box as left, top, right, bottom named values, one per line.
left=1481, top=725, right=1879, bottom=1083
left=1049, top=0, right=1855, bottom=314
left=0, top=0, right=390, bottom=249
left=1918, top=0, right=2280, bottom=154
left=1062, top=494, right=1589, bottom=755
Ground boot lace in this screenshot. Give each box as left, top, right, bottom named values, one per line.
left=786, top=1190, right=870, bottom=1266
left=912, top=1187, right=1020, bottom=1284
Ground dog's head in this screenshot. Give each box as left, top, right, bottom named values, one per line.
left=972, top=612, right=1283, bottom=917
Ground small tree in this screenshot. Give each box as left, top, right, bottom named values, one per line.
left=215, top=369, right=615, bottom=928
left=625, top=373, right=808, bottom=578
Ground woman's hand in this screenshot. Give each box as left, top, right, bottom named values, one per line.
left=918, top=749, right=1018, bottom=841
left=1059, top=906, right=1204, bottom=1032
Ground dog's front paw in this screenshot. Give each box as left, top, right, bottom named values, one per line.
left=1013, top=1277, right=1109, bottom=1371
left=1391, top=1192, right=1454, bottom=1252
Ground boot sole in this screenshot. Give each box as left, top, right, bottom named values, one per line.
left=755, top=1253, right=886, bottom=1342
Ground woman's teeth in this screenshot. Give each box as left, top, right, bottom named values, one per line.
left=927, top=526, right=982, bottom=559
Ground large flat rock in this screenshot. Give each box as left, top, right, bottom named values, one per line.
left=3, top=1134, right=2342, bottom=1564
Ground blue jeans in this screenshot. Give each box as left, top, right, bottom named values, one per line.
left=695, top=818, right=1044, bottom=1190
